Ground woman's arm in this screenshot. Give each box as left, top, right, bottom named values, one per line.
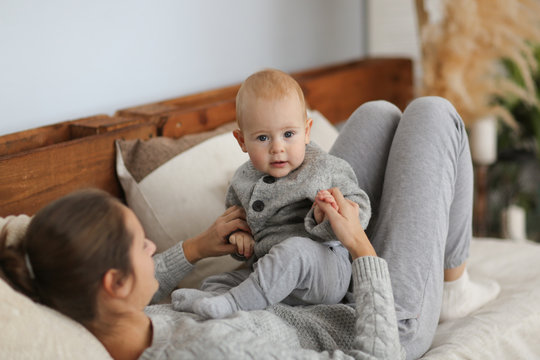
left=280, top=189, right=402, bottom=358
left=150, top=242, right=194, bottom=304
left=312, top=188, right=404, bottom=358
left=344, top=256, right=405, bottom=359
left=314, top=187, right=376, bottom=258
left=151, top=206, right=250, bottom=303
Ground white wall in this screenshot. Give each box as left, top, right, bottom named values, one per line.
left=0, top=0, right=365, bottom=136
left=366, top=0, right=421, bottom=91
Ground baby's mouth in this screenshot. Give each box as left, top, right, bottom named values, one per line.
left=271, top=161, right=287, bottom=167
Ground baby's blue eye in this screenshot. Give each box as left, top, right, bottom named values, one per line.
left=257, top=135, right=268, bottom=142
left=284, top=131, right=293, bottom=138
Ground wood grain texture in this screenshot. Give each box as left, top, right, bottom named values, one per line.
left=0, top=57, right=413, bottom=216
left=299, top=58, right=413, bottom=123
left=0, top=124, right=156, bottom=216
left=117, top=58, right=414, bottom=135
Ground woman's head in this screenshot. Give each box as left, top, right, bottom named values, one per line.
left=0, top=189, right=157, bottom=328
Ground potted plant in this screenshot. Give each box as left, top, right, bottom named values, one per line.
left=488, top=44, right=540, bottom=242
left=416, top=0, right=540, bottom=241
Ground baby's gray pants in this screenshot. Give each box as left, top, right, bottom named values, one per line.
left=201, top=236, right=351, bottom=309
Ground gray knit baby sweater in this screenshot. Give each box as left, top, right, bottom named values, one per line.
left=226, top=142, right=371, bottom=258
left=143, top=242, right=406, bottom=359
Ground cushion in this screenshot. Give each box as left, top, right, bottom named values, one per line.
left=116, top=109, right=339, bottom=289
left=0, top=214, right=32, bottom=247
left=0, top=215, right=112, bottom=360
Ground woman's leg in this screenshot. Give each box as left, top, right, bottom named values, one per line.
left=330, top=100, right=402, bottom=234
left=331, top=97, right=473, bottom=359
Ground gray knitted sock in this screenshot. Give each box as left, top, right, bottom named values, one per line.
left=193, top=293, right=239, bottom=319
left=171, top=288, right=216, bottom=313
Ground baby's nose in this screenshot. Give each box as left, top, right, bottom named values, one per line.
left=270, top=140, right=284, bottom=153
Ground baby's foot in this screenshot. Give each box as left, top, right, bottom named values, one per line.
left=171, top=288, right=215, bottom=313
left=439, top=269, right=500, bottom=322
left=193, top=293, right=239, bottom=319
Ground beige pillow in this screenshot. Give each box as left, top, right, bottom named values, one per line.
left=0, top=279, right=112, bottom=359
left=0, top=214, right=32, bottom=247
left=0, top=215, right=112, bottom=360
left=116, top=109, right=339, bottom=289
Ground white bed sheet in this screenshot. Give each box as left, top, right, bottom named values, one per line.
left=422, top=238, right=540, bottom=359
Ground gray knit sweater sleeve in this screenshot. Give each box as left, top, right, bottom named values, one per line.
left=225, top=179, right=241, bottom=208
left=150, top=241, right=194, bottom=304
left=345, top=257, right=405, bottom=359
left=305, top=150, right=371, bottom=242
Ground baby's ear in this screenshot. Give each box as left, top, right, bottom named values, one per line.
left=233, top=129, right=248, bottom=152
left=305, top=117, right=313, bottom=144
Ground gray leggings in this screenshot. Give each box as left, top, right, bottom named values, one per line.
left=201, top=237, right=351, bottom=309
left=330, top=97, right=473, bottom=359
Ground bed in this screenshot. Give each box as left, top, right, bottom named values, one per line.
left=1, top=58, right=540, bottom=360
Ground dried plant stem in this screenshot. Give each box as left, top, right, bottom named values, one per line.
left=418, top=0, right=540, bottom=126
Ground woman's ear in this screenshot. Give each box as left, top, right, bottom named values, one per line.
left=305, top=117, right=313, bottom=144
left=102, top=269, right=133, bottom=299
left=233, top=129, right=248, bottom=153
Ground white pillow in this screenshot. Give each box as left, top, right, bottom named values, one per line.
left=0, top=279, right=112, bottom=359
left=0, top=215, right=112, bottom=360
left=116, top=109, right=339, bottom=289
left=307, top=108, right=339, bottom=151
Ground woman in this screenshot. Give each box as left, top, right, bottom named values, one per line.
left=0, top=97, right=486, bottom=359
left=1, top=186, right=401, bottom=359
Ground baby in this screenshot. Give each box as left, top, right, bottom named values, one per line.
left=172, top=69, right=371, bottom=319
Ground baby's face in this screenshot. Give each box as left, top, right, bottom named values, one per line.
left=235, top=93, right=312, bottom=178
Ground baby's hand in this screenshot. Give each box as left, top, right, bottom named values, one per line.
left=314, top=189, right=339, bottom=223
left=228, top=231, right=255, bottom=258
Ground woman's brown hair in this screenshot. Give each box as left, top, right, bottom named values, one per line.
left=0, top=189, right=133, bottom=326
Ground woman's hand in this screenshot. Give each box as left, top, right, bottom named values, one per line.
left=183, top=206, right=251, bottom=263
left=314, top=188, right=376, bottom=259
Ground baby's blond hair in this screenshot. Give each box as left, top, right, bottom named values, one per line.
left=236, top=69, right=307, bottom=128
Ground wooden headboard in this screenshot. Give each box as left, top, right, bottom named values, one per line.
left=0, top=58, right=413, bottom=217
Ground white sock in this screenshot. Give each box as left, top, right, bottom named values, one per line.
left=439, top=268, right=500, bottom=323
